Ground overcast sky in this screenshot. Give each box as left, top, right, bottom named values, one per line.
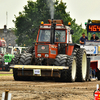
left=0, top=0, right=100, bottom=29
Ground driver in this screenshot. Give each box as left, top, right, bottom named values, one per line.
left=56, top=37, right=59, bottom=42
left=90, top=32, right=99, bottom=41
left=13, top=48, right=18, bottom=55
left=45, top=35, right=50, bottom=41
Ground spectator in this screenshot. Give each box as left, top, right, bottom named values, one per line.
left=80, top=33, right=88, bottom=44
left=91, top=32, right=99, bottom=41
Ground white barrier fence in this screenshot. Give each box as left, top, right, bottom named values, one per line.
left=2, top=90, right=11, bottom=100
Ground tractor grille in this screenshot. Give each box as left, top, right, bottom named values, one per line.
left=37, top=45, right=49, bottom=53
left=4, top=56, right=9, bottom=59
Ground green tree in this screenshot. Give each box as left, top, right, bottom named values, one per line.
left=13, top=0, right=86, bottom=46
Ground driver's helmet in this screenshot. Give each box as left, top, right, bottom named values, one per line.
left=14, top=48, right=17, bottom=51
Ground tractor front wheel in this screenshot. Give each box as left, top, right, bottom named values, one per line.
left=75, top=48, right=87, bottom=82
left=54, top=54, right=77, bottom=82
left=13, top=68, right=21, bottom=81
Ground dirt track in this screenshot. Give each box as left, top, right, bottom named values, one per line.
left=0, top=74, right=99, bottom=100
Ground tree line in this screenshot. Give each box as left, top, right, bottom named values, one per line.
left=13, top=0, right=87, bottom=46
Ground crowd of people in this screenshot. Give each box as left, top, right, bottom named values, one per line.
left=80, top=32, right=99, bottom=45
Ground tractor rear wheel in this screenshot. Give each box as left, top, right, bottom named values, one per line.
left=23, top=53, right=35, bottom=81
left=18, top=53, right=32, bottom=64
left=13, top=53, right=32, bottom=81
left=26, top=46, right=34, bottom=53
left=75, top=48, right=87, bottom=82
left=12, top=54, right=20, bottom=64
left=12, top=54, right=21, bottom=80
left=54, top=54, right=76, bottom=82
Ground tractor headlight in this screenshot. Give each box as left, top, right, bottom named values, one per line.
left=51, top=50, right=56, bottom=54
left=37, top=54, right=41, bottom=57
left=45, top=54, right=49, bottom=57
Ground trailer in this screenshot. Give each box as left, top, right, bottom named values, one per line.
left=80, top=20, right=100, bottom=80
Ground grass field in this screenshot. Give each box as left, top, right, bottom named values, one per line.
left=0, top=74, right=13, bottom=76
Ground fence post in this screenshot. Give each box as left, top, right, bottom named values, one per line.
left=4, top=90, right=9, bottom=100
left=2, top=90, right=11, bottom=100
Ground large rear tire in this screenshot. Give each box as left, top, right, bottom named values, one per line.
left=26, top=46, right=34, bottom=53
left=13, top=53, right=32, bottom=81
left=12, top=54, right=20, bottom=64
left=75, top=48, right=87, bottom=82
left=12, top=54, right=22, bottom=81
left=54, top=54, right=76, bottom=82
left=22, top=53, right=35, bottom=81
left=18, top=53, right=32, bottom=64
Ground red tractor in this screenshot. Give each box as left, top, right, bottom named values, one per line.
left=0, top=38, right=7, bottom=71
left=11, top=19, right=89, bottom=82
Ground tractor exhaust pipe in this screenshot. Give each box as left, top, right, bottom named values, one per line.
left=50, top=19, right=56, bottom=44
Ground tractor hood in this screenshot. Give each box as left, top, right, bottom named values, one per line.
left=4, top=54, right=15, bottom=63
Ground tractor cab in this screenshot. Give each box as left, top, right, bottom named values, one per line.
left=0, top=47, right=6, bottom=56
left=35, top=19, right=73, bottom=60
left=37, top=19, right=72, bottom=43
left=38, top=29, right=66, bottom=42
